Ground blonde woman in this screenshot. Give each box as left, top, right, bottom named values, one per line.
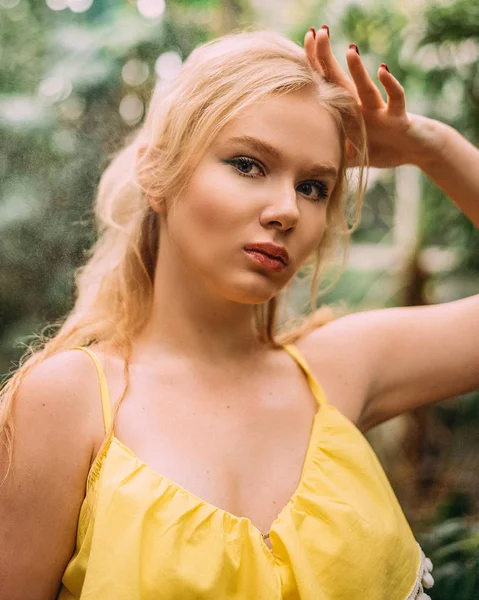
left=1, top=25, right=478, bottom=600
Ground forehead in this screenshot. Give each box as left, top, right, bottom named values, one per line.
left=214, top=88, right=342, bottom=170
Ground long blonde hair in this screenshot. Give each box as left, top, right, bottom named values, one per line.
left=0, top=28, right=367, bottom=479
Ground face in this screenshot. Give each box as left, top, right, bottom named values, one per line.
left=160, top=88, right=342, bottom=305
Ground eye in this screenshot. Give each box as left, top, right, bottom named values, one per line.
left=226, top=157, right=330, bottom=202
left=297, top=181, right=329, bottom=202
left=227, top=157, right=264, bottom=178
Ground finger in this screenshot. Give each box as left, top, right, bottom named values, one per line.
left=314, top=28, right=358, bottom=100
left=304, top=29, right=326, bottom=77
left=346, top=47, right=385, bottom=110
left=378, top=64, right=406, bottom=115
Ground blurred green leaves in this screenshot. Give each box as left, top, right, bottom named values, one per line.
left=419, top=517, right=479, bottom=598
left=422, top=0, right=479, bottom=44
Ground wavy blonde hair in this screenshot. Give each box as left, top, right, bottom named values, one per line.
left=0, top=28, right=367, bottom=479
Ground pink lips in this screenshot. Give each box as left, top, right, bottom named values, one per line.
left=243, top=242, right=289, bottom=265
left=244, top=250, right=286, bottom=272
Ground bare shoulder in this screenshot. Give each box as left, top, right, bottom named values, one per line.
left=296, top=295, right=479, bottom=431
left=7, top=350, right=107, bottom=457
left=294, top=311, right=378, bottom=430
left=0, top=348, right=103, bottom=599
left=10, top=347, right=105, bottom=448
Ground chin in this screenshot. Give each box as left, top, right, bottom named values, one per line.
left=221, top=272, right=289, bottom=305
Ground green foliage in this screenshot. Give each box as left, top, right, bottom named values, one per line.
left=334, top=0, right=479, bottom=275
left=0, top=0, right=230, bottom=372
left=419, top=516, right=479, bottom=599
left=172, top=0, right=221, bottom=5
left=341, top=2, right=407, bottom=65
left=422, top=0, right=479, bottom=44
left=415, top=1, right=479, bottom=269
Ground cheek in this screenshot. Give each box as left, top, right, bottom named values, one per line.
left=192, top=192, right=233, bottom=231
left=180, top=167, right=248, bottom=233
left=296, top=209, right=327, bottom=260
left=167, top=167, right=248, bottom=263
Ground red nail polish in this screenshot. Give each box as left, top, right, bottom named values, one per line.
left=349, top=43, right=360, bottom=55
left=321, top=24, right=330, bottom=38
left=309, top=27, right=316, bottom=39
left=380, top=63, right=390, bottom=72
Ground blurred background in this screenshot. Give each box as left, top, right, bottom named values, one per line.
left=1, top=0, right=478, bottom=595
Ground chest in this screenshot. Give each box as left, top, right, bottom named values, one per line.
left=91, top=346, right=362, bottom=537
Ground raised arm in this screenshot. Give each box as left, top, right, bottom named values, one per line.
left=301, top=27, right=479, bottom=430
left=408, top=114, right=479, bottom=226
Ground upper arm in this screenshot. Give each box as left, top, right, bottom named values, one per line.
left=296, top=317, right=376, bottom=427
left=0, top=350, right=100, bottom=600
left=347, top=294, right=479, bottom=431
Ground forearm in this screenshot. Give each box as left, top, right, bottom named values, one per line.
left=409, top=115, right=479, bottom=228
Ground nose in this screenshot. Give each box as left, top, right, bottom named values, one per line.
left=259, top=184, right=300, bottom=232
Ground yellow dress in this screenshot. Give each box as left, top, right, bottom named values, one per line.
left=58, top=344, right=433, bottom=599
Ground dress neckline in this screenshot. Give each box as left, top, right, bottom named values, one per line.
left=83, top=342, right=331, bottom=554
left=106, top=406, right=322, bottom=554
left=112, top=408, right=321, bottom=550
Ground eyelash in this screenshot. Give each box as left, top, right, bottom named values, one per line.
left=226, top=156, right=330, bottom=202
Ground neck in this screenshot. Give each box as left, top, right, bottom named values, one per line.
left=133, top=251, right=269, bottom=366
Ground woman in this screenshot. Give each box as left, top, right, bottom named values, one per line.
left=1, top=25, right=478, bottom=600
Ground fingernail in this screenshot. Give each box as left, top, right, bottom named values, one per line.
left=309, top=27, right=316, bottom=39
left=380, top=63, right=390, bottom=72
left=349, top=43, right=360, bottom=55
left=321, top=24, right=330, bottom=38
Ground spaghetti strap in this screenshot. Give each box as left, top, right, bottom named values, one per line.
left=71, top=346, right=113, bottom=434
left=282, top=343, right=329, bottom=408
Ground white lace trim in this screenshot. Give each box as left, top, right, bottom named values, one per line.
left=405, top=543, right=435, bottom=599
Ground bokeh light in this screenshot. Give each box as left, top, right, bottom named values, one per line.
left=122, top=59, right=150, bottom=86
left=0, top=0, right=20, bottom=8
left=154, top=51, right=182, bottom=80
left=119, top=93, right=144, bottom=125
left=3, top=0, right=26, bottom=19
left=0, top=97, right=46, bottom=124
left=137, top=0, right=165, bottom=20
left=38, top=75, right=72, bottom=105
left=45, top=0, right=67, bottom=10
left=67, top=0, right=94, bottom=13
left=59, top=96, right=86, bottom=121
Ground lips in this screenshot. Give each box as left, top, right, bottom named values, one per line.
left=244, top=242, right=289, bottom=265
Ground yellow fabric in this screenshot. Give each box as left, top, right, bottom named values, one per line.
left=58, top=344, right=422, bottom=600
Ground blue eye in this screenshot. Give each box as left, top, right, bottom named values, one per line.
left=226, top=157, right=329, bottom=202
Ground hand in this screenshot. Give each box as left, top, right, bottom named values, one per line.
left=303, top=27, right=432, bottom=169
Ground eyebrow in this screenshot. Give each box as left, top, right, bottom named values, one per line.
left=224, top=134, right=338, bottom=178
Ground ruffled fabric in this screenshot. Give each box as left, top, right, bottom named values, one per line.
left=58, top=403, right=426, bottom=599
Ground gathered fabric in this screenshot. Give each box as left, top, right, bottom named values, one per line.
left=58, top=344, right=432, bottom=599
